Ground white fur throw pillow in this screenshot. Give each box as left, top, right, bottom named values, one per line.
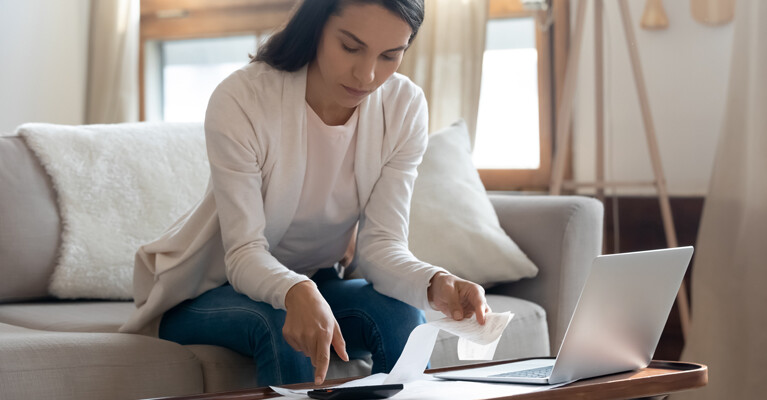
left=408, top=120, right=538, bottom=286
left=18, top=122, right=209, bottom=300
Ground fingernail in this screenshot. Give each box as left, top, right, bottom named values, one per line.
left=453, top=311, right=462, bottom=320
left=315, top=377, right=321, bottom=385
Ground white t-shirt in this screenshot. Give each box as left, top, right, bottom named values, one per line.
left=270, top=102, right=360, bottom=276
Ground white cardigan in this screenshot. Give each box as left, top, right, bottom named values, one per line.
left=120, top=62, right=446, bottom=336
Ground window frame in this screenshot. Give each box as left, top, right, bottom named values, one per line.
left=479, top=0, right=570, bottom=191
left=139, top=0, right=570, bottom=190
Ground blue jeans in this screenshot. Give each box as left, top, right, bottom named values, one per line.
left=159, top=268, right=425, bottom=386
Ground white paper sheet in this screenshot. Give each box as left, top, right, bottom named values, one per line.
left=391, top=374, right=566, bottom=399
left=269, top=386, right=309, bottom=398
left=431, top=311, right=514, bottom=360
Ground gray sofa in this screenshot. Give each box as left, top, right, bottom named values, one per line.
left=0, top=129, right=603, bottom=399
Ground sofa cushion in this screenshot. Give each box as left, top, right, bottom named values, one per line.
left=425, top=294, right=549, bottom=368
left=408, top=120, right=538, bottom=287
left=0, top=136, right=60, bottom=303
left=16, top=122, right=210, bottom=300
left=0, top=301, right=135, bottom=333
left=0, top=322, right=203, bottom=400
left=0, top=301, right=374, bottom=393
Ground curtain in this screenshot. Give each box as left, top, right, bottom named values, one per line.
left=84, top=0, right=140, bottom=124
left=398, top=0, right=488, bottom=145
left=675, top=1, right=767, bottom=399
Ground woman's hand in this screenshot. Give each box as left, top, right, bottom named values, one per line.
left=427, top=272, right=492, bottom=324
left=283, top=281, right=349, bottom=384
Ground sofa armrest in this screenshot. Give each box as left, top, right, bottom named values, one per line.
left=487, top=194, right=603, bottom=356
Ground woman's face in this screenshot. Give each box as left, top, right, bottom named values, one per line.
left=312, top=3, right=413, bottom=109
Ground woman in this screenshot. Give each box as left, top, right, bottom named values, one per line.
left=121, top=0, right=491, bottom=387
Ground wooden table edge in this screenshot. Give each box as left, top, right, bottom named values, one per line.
left=145, top=359, right=708, bottom=400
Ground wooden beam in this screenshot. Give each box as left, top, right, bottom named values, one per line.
left=141, top=7, right=293, bottom=40
left=489, top=0, right=530, bottom=19
left=549, top=0, right=587, bottom=195
left=141, top=0, right=296, bottom=16
left=617, top=0, right=689, bottom=341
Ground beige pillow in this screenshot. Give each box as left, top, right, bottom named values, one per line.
left=408, top=120, right=538, bottom=286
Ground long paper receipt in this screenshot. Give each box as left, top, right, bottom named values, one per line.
left=383, top=311, right=513, bottom=384
left=271, top=312, right=514, bottom=398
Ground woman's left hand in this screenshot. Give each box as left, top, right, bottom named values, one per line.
left=427, top=272, right=492, bottom=324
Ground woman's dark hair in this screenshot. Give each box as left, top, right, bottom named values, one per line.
left=253, top=0, right=424, bottom=71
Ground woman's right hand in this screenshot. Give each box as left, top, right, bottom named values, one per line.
left=283, top=281, right=349, bottom=384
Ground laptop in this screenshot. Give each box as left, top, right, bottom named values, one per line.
left=435, top=247, right=694, bottom=385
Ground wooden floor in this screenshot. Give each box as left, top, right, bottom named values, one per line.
left=601, top=196, right=705, bottom=360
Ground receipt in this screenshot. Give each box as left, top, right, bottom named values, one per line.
left=383, top=312, right=513, bottom=384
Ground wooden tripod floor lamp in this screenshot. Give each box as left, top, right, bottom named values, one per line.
left=548, top=0, right=690, bottom=341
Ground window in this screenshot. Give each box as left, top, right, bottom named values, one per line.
left=139, top=0, right=297, bottom=121
left=476, top=0, right=569, bottom=191
left=145, top=35, right=269, bottom=122
left=474, top=17, right=540, bottom=170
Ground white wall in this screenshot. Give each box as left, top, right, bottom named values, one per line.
left=0, top=0, right=91, bottom=135
left=572, top=0, right=733, bottom=196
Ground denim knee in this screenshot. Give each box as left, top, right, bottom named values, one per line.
left=343, top=288, right=426, bottom=373
left=158, top=284, right=313, bottom=386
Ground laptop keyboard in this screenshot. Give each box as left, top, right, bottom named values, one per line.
left=490, top=365, right=553, bottom=379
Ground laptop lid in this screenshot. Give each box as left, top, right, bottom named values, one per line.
left=434, top=247, right=694, bottom=385
left=548, top=246, right=694, bottom=383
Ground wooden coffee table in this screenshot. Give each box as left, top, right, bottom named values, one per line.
left=148, top=358, right=707, bottom=400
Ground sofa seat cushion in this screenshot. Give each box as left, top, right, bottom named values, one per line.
left=0, top=301, right=379, bottom=392
left=0, top=322, right=202, bottom=400
left=425, top=294, right=549, bottom=368
left=0, top=296, right=545, bottom=394
left=0, top=301, right=134, bottom=333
